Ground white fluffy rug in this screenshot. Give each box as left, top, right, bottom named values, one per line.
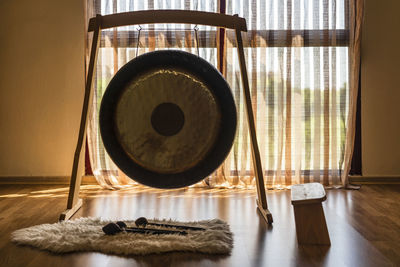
left=11, top=217, right=233, bottom=256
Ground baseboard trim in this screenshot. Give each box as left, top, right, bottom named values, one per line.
left=0, top=176, right=97, bottom=185
left=349, top=175, right=400, bottom=184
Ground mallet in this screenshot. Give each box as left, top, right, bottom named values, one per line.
left=134, top=217, right=206, bottom=231
left=102, top=222, right=187, bottom=236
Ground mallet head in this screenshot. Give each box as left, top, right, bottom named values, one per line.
left=135, top=217, right=149, bottom=227
left=102, top=223, right=122, bottom=235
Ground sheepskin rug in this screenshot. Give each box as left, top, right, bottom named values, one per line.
left=11, top=217, right=233, bottom=256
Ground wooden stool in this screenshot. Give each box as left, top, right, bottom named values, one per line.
left=291, top=183, right=331, bottom=245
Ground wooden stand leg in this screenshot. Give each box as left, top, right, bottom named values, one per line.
left=293, top=203, right=331, bottom=245
left=60, top=199, right=83, bottom=221
left=235, top=24, right=272, bottom=224
left=59, top=15, right=102, bottom=221
left=257, top=200, right=273, bottom=224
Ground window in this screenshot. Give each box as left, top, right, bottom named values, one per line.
left=87, top=0, right=350, bottom=188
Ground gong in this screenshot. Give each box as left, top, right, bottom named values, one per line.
left=100, top=50, right=236, bottom=189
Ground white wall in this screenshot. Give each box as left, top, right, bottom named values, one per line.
left=0, top=0, right=85, bottom=176
left=361, top=0, right=400, bottom=177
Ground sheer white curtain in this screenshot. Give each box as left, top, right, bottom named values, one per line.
left=86, top=0, right=219, bottom=188
left=220, top=0, right=350, bottom=188
left=86, top=0, right=359, bottom=189
left=341, top=0, right=363, bottom=187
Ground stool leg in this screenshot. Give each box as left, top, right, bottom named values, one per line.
left=293, top=203, right=331, bottom=245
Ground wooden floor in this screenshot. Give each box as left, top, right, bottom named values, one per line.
left=0, top=184, right=399, bottom=267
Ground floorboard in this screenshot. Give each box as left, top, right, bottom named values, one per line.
left=0, top=184, right=398, bottom=267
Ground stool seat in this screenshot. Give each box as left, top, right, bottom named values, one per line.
left=291, top=183, right=326, bottom=204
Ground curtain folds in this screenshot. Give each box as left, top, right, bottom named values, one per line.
left=85, top=0, right=362, bottom=189
left=341, top=0, right=364, bottom=187
left=220, top=0, right=355, bottom=188
left=86, top=0, right=219, bottom=189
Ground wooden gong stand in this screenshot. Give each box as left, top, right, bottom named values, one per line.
left=60, top=10, right=273, bottom=224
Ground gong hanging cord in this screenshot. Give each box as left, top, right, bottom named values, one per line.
left=136, top=25, right=142, bottom=57
left=194, top=25, right=200, bottom=57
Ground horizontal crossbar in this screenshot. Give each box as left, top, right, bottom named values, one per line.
left=88, top=10, right=247, bottom=32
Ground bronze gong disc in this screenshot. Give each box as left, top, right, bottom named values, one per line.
left=99, top=50, right=236, bottom=188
